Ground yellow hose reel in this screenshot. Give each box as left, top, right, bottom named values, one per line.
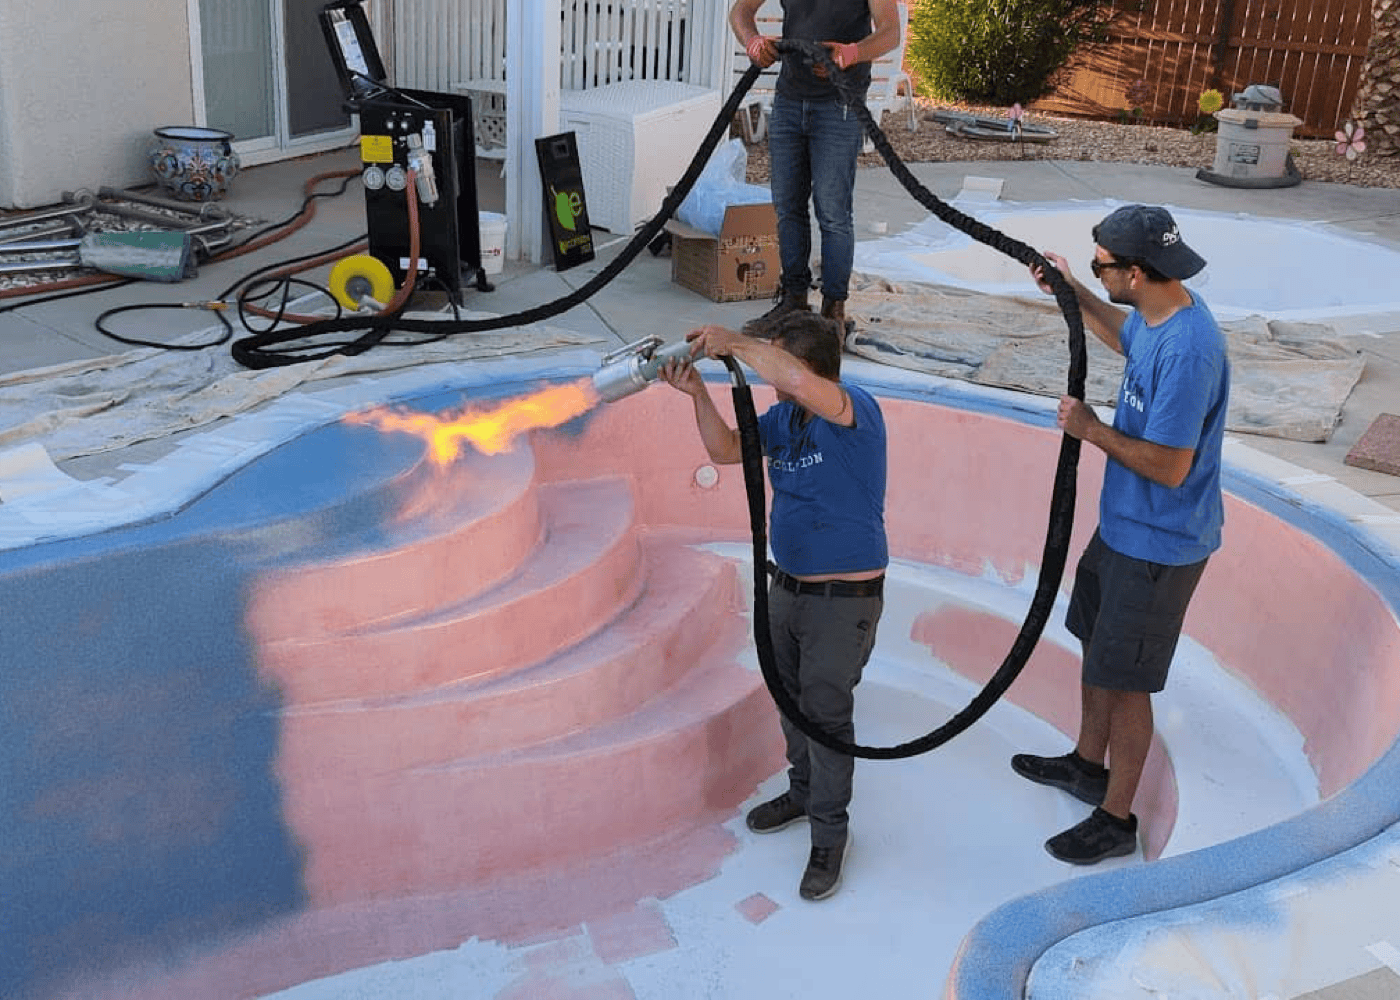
left=328, top=253, right=395, bottom=312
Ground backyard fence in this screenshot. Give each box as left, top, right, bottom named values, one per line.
left=388, top=0, right=729, bottom=95
left=1031, top=0, right=1372, bottom=139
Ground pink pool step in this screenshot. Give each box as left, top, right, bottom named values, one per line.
left=277, top=535, right=751, bottom=773
left=248, top=445, right=543, bottom=643
left=289, top=637, right=782, bottom=905
left=254, top=476, right=644, bottom=703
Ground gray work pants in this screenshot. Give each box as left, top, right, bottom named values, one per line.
left=767, top=582, right=882, bottom=849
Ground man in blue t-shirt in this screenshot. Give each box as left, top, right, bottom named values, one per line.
left=661, top=310, right=887, bottom=900
left=1013, top=205, right=1231, bottom=865
left=730, top=0, right=901, bottom=340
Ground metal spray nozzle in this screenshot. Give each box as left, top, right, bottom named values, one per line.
left=592, top=336, right=695, bottom=403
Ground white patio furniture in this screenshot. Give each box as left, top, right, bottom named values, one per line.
left=560, top=79, right=723, bottom=233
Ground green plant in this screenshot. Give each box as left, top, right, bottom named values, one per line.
left=907, top=0, right=1110, bottom=106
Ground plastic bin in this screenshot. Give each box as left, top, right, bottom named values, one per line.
left=1211, top=109, right=1302, bottom=181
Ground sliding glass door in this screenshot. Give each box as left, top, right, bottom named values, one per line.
left=195, top=0, right=358, bottom=165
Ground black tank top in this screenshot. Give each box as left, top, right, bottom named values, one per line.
left=776, top=0, right=873, bottom=103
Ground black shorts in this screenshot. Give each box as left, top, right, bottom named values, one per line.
left=1065, top=529, right=1208, bottom=693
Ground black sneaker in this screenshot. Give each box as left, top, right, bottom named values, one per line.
left=1045, top=808, right=1138, bottom=865
left=741, top=288, right=810, bottom=338
left=745, top=791, right=806, bottom=833
left=799, top=833, right=851, bottom=901
left=1010, top=751, right=1108, bottom=806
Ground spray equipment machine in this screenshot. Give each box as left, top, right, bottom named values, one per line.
left=592, top=337, right=697, bottom=403
left=318, top=0, right=488, bottom=303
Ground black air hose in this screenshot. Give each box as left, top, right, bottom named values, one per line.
left=720, top=41, right=1086, bottom=759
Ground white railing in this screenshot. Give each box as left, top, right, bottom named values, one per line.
left=391, top=0, right=728, bottom=94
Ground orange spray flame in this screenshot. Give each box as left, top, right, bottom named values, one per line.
left=347, top=378, right=599, bottom=464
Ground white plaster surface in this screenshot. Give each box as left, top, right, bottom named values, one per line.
left=852, top=200, right=1400, bottom=323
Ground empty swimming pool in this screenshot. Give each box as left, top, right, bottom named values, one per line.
left=4, top=352, right=1398, bottom=1000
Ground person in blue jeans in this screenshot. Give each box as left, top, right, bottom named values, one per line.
left=729, top=0, right=901, bottom=342
left=1013, top=205, right=1231, bottom=865
left=660, top=310, right=887, bottom=901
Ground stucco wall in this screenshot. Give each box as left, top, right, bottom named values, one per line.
left=0, top=0, right=195, bottom=208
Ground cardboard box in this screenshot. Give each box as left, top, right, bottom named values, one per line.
left=664, top=202, right=779, bottom=302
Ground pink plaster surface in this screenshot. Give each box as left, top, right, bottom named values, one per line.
left=248, top=445, right=543, bottom=643
left=736, top=892, right=780, bottom=924
left=587, top=901, right=677, bottom=965
left=1191, top=497, right=1400, bottom=796
left=275, top=536, right=747, bottom=773
left=68, top=824, right=740, bottom=1000
left=253, top=478, right=644, bottom=703
left=243, top=408, right=784, bottom=908
left=498, top=934, right=638, bottom=1000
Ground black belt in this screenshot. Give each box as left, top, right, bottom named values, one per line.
left=769, top=566, right=884, bottom=598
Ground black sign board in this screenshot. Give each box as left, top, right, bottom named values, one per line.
left=534, top=132, right=595, bottom=271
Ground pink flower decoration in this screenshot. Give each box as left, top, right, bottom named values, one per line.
left=1335, top=120, right=1367, bottom=161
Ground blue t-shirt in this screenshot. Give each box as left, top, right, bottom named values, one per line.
left=1100, top=290, right=1230, bottom=565
left=776, top=0, right=872, bottom=102
left=757, top=382, right=888, bottom=575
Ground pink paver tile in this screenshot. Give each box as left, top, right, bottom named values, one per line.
left=736, top=892, right=780, bottom=924
left=1345, top=413, right=1400, bottom=477
left=587, top=900, right=677, bottom=965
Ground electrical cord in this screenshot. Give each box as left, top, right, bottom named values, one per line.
left=90, top=170, right=368, bottom=350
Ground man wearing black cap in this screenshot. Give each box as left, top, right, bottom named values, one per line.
left=1013, top=204, right=1231, bottom=865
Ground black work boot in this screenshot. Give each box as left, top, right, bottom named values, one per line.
left=799, top=832, right=851, bottom=900
left=745, top=791, right=807, bottom=833
left=820, top=295, right=855, bottom=348
left=742, top=286, right=809, bottom=338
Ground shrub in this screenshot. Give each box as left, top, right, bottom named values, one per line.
left=907, top=0, right=1110, bottom=105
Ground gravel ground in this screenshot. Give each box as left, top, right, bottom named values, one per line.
left=744, top=98, right=1400, bottom=190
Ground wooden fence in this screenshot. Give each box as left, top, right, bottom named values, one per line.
left=1031, top=0, right=1372, bottom=139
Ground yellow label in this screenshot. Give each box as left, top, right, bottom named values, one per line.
left=360, top=135, right=394, bottom=164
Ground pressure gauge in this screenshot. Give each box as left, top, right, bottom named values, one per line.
left=385, top=165, right=408, bottom=191
left=362, top=164, right=386, bottom=190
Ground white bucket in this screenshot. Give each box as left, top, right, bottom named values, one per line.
left=478, top=211, right=507, bottom=275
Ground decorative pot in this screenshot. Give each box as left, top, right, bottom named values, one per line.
left=148, top=126, right=241, bottom=201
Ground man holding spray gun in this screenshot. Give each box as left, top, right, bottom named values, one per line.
left=661, top=311, right=887, bottom=900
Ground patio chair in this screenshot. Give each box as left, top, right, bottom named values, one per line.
left=863, top=3, right=916, bottom=151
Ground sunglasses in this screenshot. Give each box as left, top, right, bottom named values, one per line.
left=1090, top=258, right=1134, bottom=278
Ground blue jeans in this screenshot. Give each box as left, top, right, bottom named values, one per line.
left=767, top=93, right=865, bottom=302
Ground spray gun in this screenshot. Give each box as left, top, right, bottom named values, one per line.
left=592, top=336, right=696, bottom=403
